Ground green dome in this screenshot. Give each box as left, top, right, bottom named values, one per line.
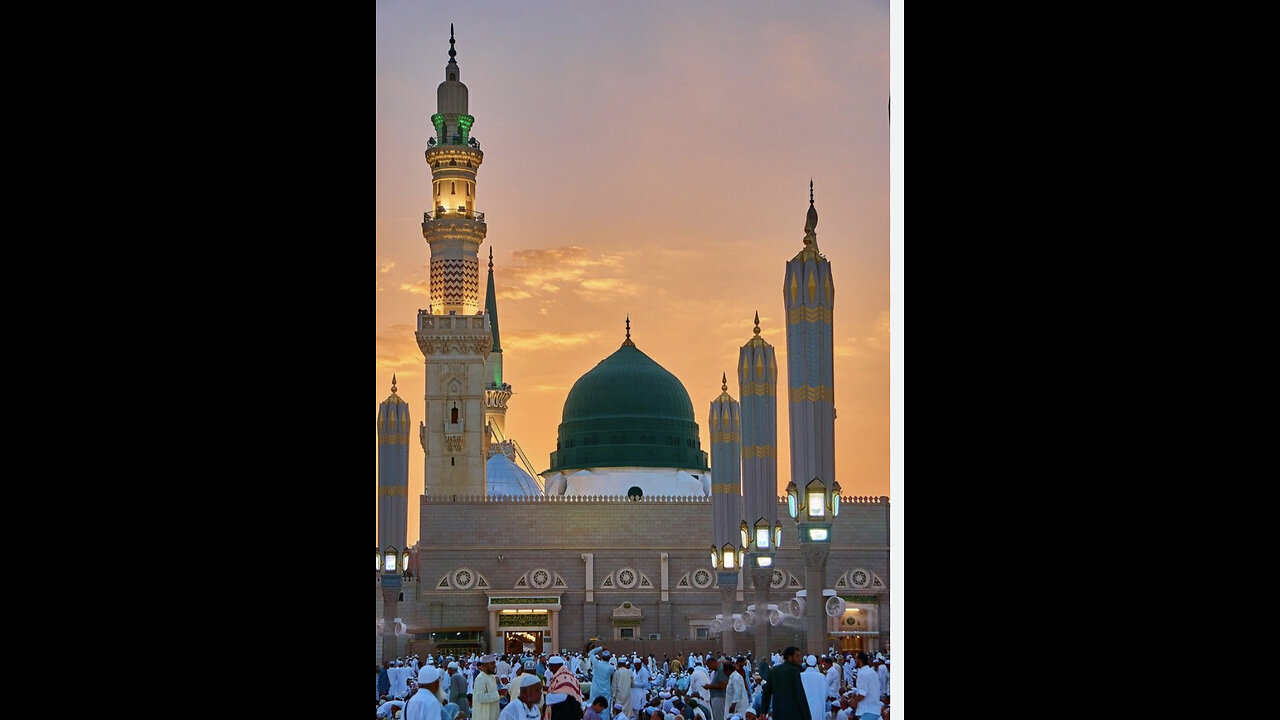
left=549, top=343, right=709, bottom=473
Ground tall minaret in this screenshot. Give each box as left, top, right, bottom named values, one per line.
left=784, top=181, right=837, bottom=654
left=416, top=24, right=492, bottom=497
left=376, top=376, right=410, bottom=661
left=484, top=247, right=512, bottom=443
left=739, top=311, right=780, bottom=661
left=709, top=372, right=742, bottom=655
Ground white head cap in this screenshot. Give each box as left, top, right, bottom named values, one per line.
left=419, top=667, right=443, bottom=685
left=805, top=655, right=817, bottom=667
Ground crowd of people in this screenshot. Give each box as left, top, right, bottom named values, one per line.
left=376, top=644, right=890, bottom=720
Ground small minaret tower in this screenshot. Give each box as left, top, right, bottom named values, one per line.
left=416, top=24, right=492, bottom=497
left=376, top=376, right=410, bottom=661
left=783, top=181, right=839, bottom=654
left=484, top=247, right=513, bottom=444
left=739, top=311, right=780, bottom=661
left=709, top=372, right=743, bottom=655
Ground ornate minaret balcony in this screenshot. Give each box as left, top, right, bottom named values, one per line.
left=415, top=309, right=494, bottom=358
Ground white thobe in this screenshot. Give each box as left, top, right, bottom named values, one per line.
left=723, top=671, right=747, bottom=717
left=499, top=699, right=540, bottom=720
left=613, top=666, right=634, bottom=717
left=406, top=689, right=445, bottom=720
left=800, top=668, right=826, bottom=720
left=473, top=671, right=501, bottom=720
left=630, top=666, right=650, bottom=717
left=825, top=666, right=840, bottom=700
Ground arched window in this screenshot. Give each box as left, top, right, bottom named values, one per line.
left=451, top=404, right=459, bottom=423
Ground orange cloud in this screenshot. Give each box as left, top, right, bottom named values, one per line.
left=399, top=281, right=432, bottom=297
left=502, top=331, right=601, bottom=352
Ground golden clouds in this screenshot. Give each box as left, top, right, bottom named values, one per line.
left=501, top=331, right=601, bottom=352
left=500, top=246, right=637, bottom=300
left=381, top=262, right=395, bottom=273
left=376, top=324, right=420, bottom=372
left=398, top=280, right=432, bottom=297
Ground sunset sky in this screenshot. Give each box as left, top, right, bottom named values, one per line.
left=377, top=0, right=897, bottom=547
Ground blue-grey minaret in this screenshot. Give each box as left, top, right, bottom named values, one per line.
left=376, top=375, right=410, bottom=660
left=709, top=372, right=742, bottom=653
left=739, top=311, right=779, bottom=660
left=784, top=181, right=837, bottom=654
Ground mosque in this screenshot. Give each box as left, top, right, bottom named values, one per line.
left=376, top=27, right=889, bottom=664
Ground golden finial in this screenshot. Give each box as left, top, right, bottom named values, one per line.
left=622, top=315, right=635, bottom=347
left=753, top=311, right=761, bottom=335
left=391, top=374, right=398, bottom=394
left=721, top=372, right=728, bottom=393
left=488, top=246, right=493, bottom=272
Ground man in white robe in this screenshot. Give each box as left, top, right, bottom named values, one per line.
left=799, top=656, right=826, bottom=720
left=630, top=657, right=650, bottom=720
left=723, top=664, right=748, bottom=719
left=612, top=657, right=634, bottom=719
left=500, top=675, right=544, bottom=720
left=407, top=667, right=446, bottom=720
left=473, top=655, right=502, bottom=720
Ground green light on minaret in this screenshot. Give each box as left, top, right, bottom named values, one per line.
left=431, top=113, right=445, bottom=142
left=457, top=114, right=474, bottom=143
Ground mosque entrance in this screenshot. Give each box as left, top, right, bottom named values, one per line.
left=505, top=631, right=543, bottom=654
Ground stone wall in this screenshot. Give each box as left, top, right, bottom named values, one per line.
left=376, top=496, right=889, bottom=663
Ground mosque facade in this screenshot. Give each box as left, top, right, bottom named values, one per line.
left=377, top=27, right=889, bottom=663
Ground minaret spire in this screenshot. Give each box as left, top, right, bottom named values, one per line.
left=722, top=372, right=728, bottom=393
left=391, top=374, right=398, bottom=394
left=448, top=23, right=457, bottom=64
left=753, top=310, right=761, bottom=335
left=804, top=180, right=819, bottom=240
left=622, top=315, right=635, bottom=347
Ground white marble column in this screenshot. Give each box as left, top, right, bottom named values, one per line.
left=551, top=609, right=560, bottom=653
left=489, top=610, right=499, bottom=653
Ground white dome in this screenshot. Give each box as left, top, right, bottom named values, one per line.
left=486, top=452, right=542, bottom=496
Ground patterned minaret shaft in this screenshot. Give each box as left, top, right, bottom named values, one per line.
left=739, top=311, right=778, bottom=661
left=785, top=182, right=836, bottom=654
left=710, top=372, right=742, bottom=654
left=740, top=311, right=779, bottom=532
left=784, top=182, right=836, bottom=495
left=484, top=248, right=512, bottom=441
left=417, top=24, right=492, bottom=497
left=377, top=376, right=410, bottom=661
left=425, top=23, right=486, bottom=315
left=378, top=375, right=411, bottom=552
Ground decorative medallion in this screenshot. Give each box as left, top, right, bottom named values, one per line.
left=616, top=567, right=637, bottom=589
left=849, top=569, right=870, bottom=588
left=530, top=568, right=552, bottom=589
left=692, top=569, right=712, bottom=589
left=770, top=569, right=786, bottom=589
left=453, top=568, right=475, bottom=590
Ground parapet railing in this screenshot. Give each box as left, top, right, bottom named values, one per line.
left=424, top=210, right=485, bottom=222
left=776, top=495, right=889, bottom=505
left=423, top=494, right=712, bottom=503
